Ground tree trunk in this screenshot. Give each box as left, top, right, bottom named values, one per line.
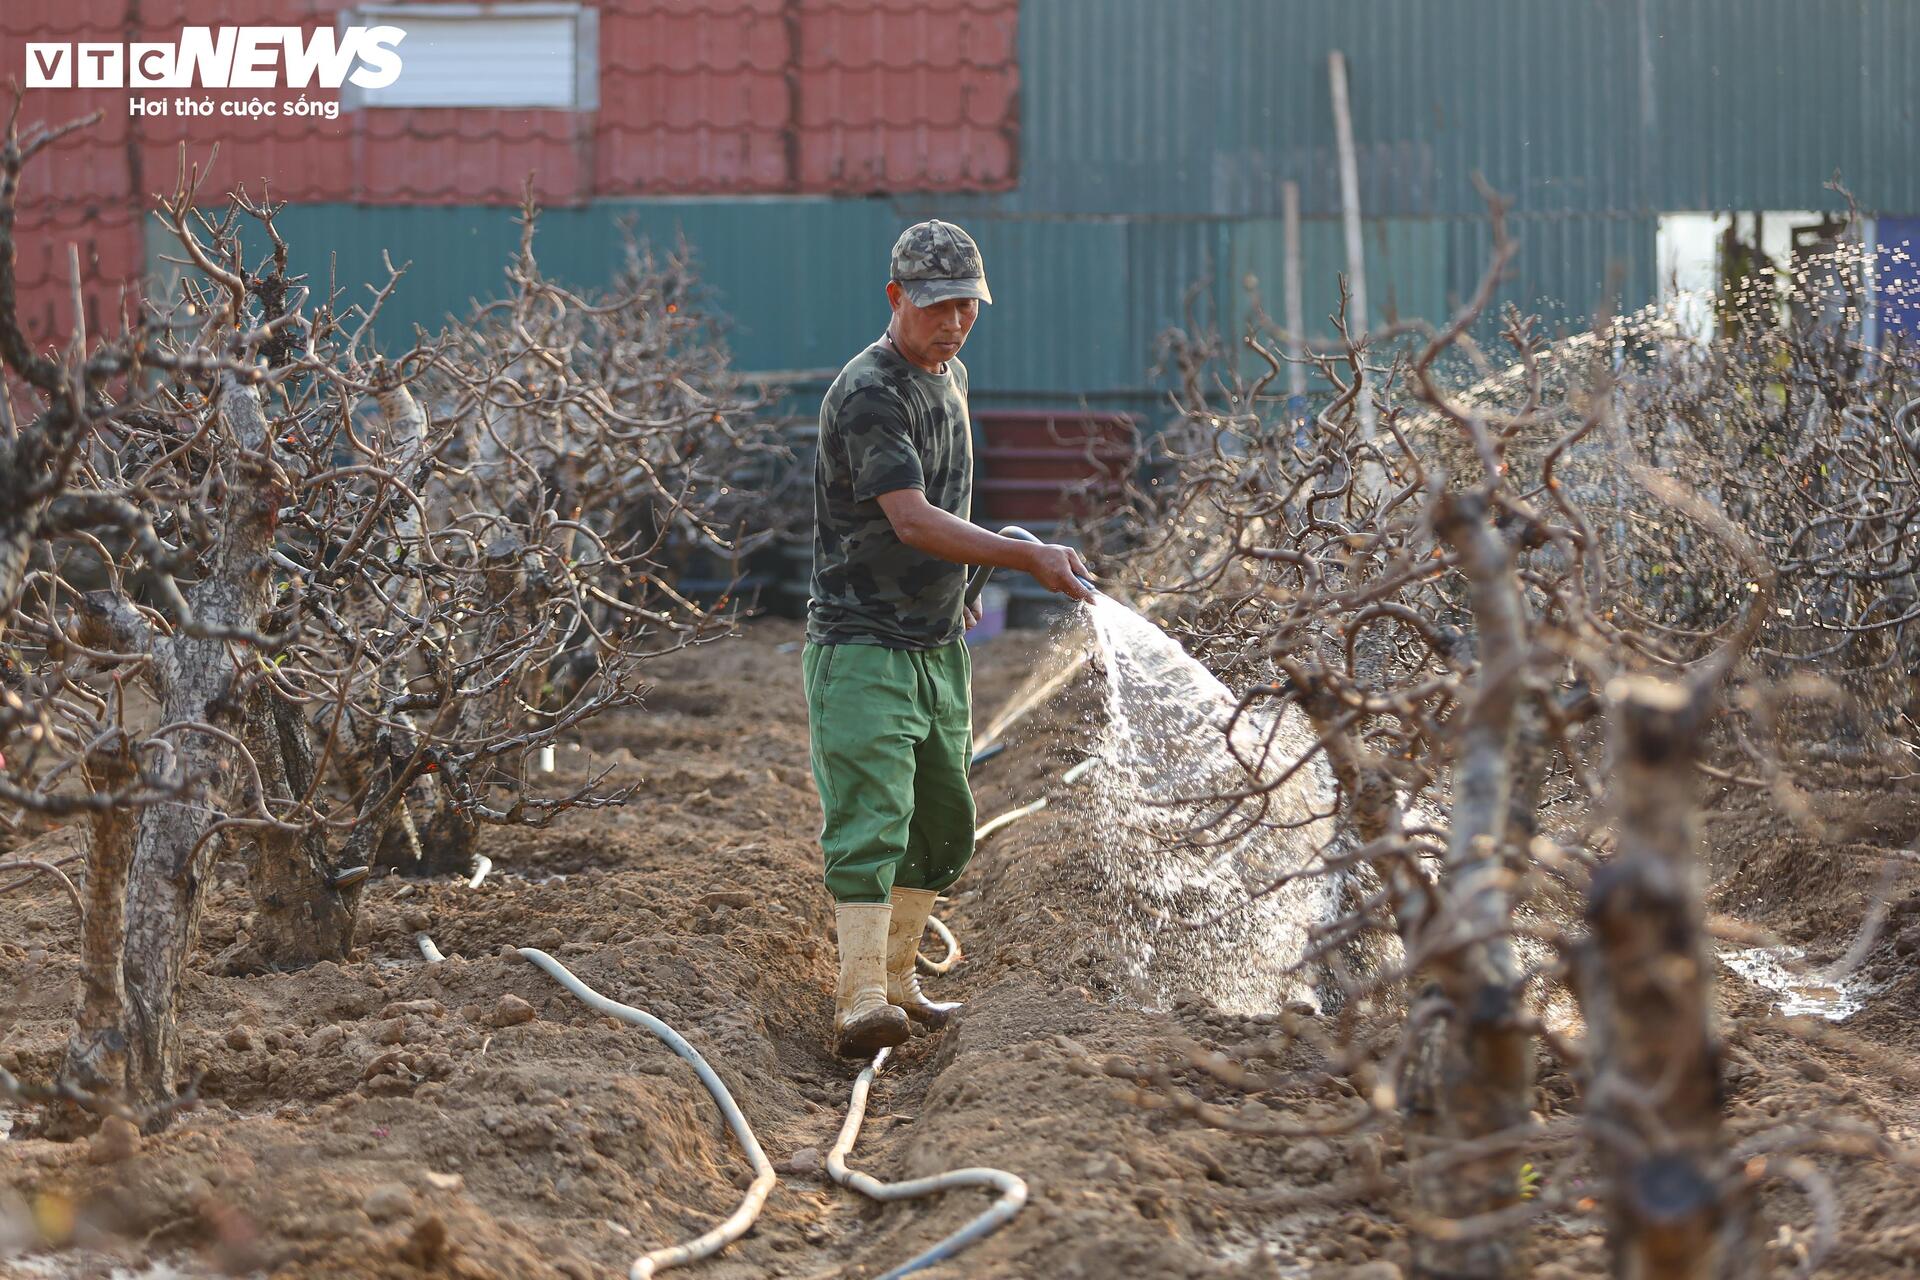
left=408, top=533, right=529, bottom=877
left=121, top=651, right=237, bottom=1113
left=239, top=689, right=359, bottom=968
left=1400, top=979, right=1534, bottom=1278
left=1580, top=674, right=1749, bottom=1279
left=408, top=795, right=479, bottom=878
left=1404, top=492, right=1535, bottom=1280
left=59, top=735, right=135, bottom=1102
left=120, top=367, right=281, bottom=1117
left=1288, top=656, right=1424, bottom=999
left=366, top=372, right=479, bottom=879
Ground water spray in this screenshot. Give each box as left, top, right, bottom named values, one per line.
left=972, top=648, right=1094, bottom=755
left=965, top=524, right=1100, bottom=757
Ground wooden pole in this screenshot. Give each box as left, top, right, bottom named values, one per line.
left=1328, top=50, right=1376, bottom=442
left=1281, top=180, right=1308, bottom=421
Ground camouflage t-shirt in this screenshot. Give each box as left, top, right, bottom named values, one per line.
left=808, top=339, right=973, bottom=649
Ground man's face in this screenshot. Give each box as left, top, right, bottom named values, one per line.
left=887, top=284, right=980, bottom=370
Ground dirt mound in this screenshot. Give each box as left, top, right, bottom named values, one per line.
left=4, top=619, right=1919, bottom=1278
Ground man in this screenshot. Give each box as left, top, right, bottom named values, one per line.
left=805, top=219, right=1097, bottom=1057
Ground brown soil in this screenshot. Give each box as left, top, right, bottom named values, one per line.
left=3, top=619, right=1918, bottom=1279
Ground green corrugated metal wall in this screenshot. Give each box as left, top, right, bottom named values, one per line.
left=155, top=200, right=902, bottom=378
left=165, top=0, right=1912, bottom=406
left=203, top=201, right=1655, bottom=404
left=975, top=0, right=1917, bottom=219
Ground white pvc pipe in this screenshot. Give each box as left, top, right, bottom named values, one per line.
left=1061, top=756, right=1100, bottom=786
left=828, top=1047, right=1028, bottom=1280
left=973, top=796, right=1048, bottom=843
left=467, top=855, right=493, bottom=889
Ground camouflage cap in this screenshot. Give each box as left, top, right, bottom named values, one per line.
left=889, top=219, right=992, bottom=307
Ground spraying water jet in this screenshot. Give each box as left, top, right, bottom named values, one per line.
left=968, top=533, right=1340, bottom=1014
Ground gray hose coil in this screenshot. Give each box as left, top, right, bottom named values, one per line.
left=515, top=948, right=779, bottom=1280
left=401, top=769, right=1031, bottom=1277
left=827, top=1046, right=1029, bottom=1280
left=413, top=912, right=774, bottom=1278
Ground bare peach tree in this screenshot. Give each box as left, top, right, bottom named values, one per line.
left=1628, top=233, right=1920, bottom=740
left=1068, top=191, right=1884, bottom=1278
left=0, top=99, right=786, bottom=1123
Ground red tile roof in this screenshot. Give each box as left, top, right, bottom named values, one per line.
left=3, top=0, right=1019, bottom=346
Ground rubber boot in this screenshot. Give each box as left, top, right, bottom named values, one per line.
left=886, top=888, right=963, bottom=1027
left=833, top=902, right=911, bottom=1057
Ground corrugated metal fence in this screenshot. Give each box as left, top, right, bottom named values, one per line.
left=155, top=0, right=1919, bottom=410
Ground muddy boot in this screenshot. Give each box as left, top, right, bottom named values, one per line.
left=886, top=888, right=963, bottom=1028
left=834, top=903, right=911, bottom=1057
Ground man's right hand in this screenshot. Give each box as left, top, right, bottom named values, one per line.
left=1026, top=543, right=1098, bottom=603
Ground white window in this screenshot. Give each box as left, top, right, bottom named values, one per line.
left=340, top=3, right=597, bottom=111
left=1656, top=211, right=1866, bottom=345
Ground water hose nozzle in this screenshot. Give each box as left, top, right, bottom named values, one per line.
left=966, top=524, right=1097, bottom=606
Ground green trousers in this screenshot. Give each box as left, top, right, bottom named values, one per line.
left=802, top=639, right=976, bottom=904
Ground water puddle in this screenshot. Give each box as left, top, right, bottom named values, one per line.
left=1081, top=596, right=1337, bottom=1015
left=1208, top=1223, right=1317, bottom=1275
left=3, top=1256, right=211, bottom=1279
left=1722, top=944, right=1872, bottom=1021
left=498, top=870, right=571, bottom=886
left=1203, top=1203, right=1337, bottom=1274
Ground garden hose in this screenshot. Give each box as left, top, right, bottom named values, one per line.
left=387, top=628, right=1104, bottom=1276
left=829, top=1046, right=1029, bottom=1280
left=973, top=796, right=1050, bottom=843
left=810, top=749, right=1123, bottom=1275
left=412, top=914, right=772, bottom=1278
left=402, top=789, right=1024, bottom=1278
left=408, top=798, right=774, bottom=1278
left=516, top=948, right=778, bottom=1280
left=916, top=911, right=962, bottom=977
left=967, top=741, right=1008, bottom=770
